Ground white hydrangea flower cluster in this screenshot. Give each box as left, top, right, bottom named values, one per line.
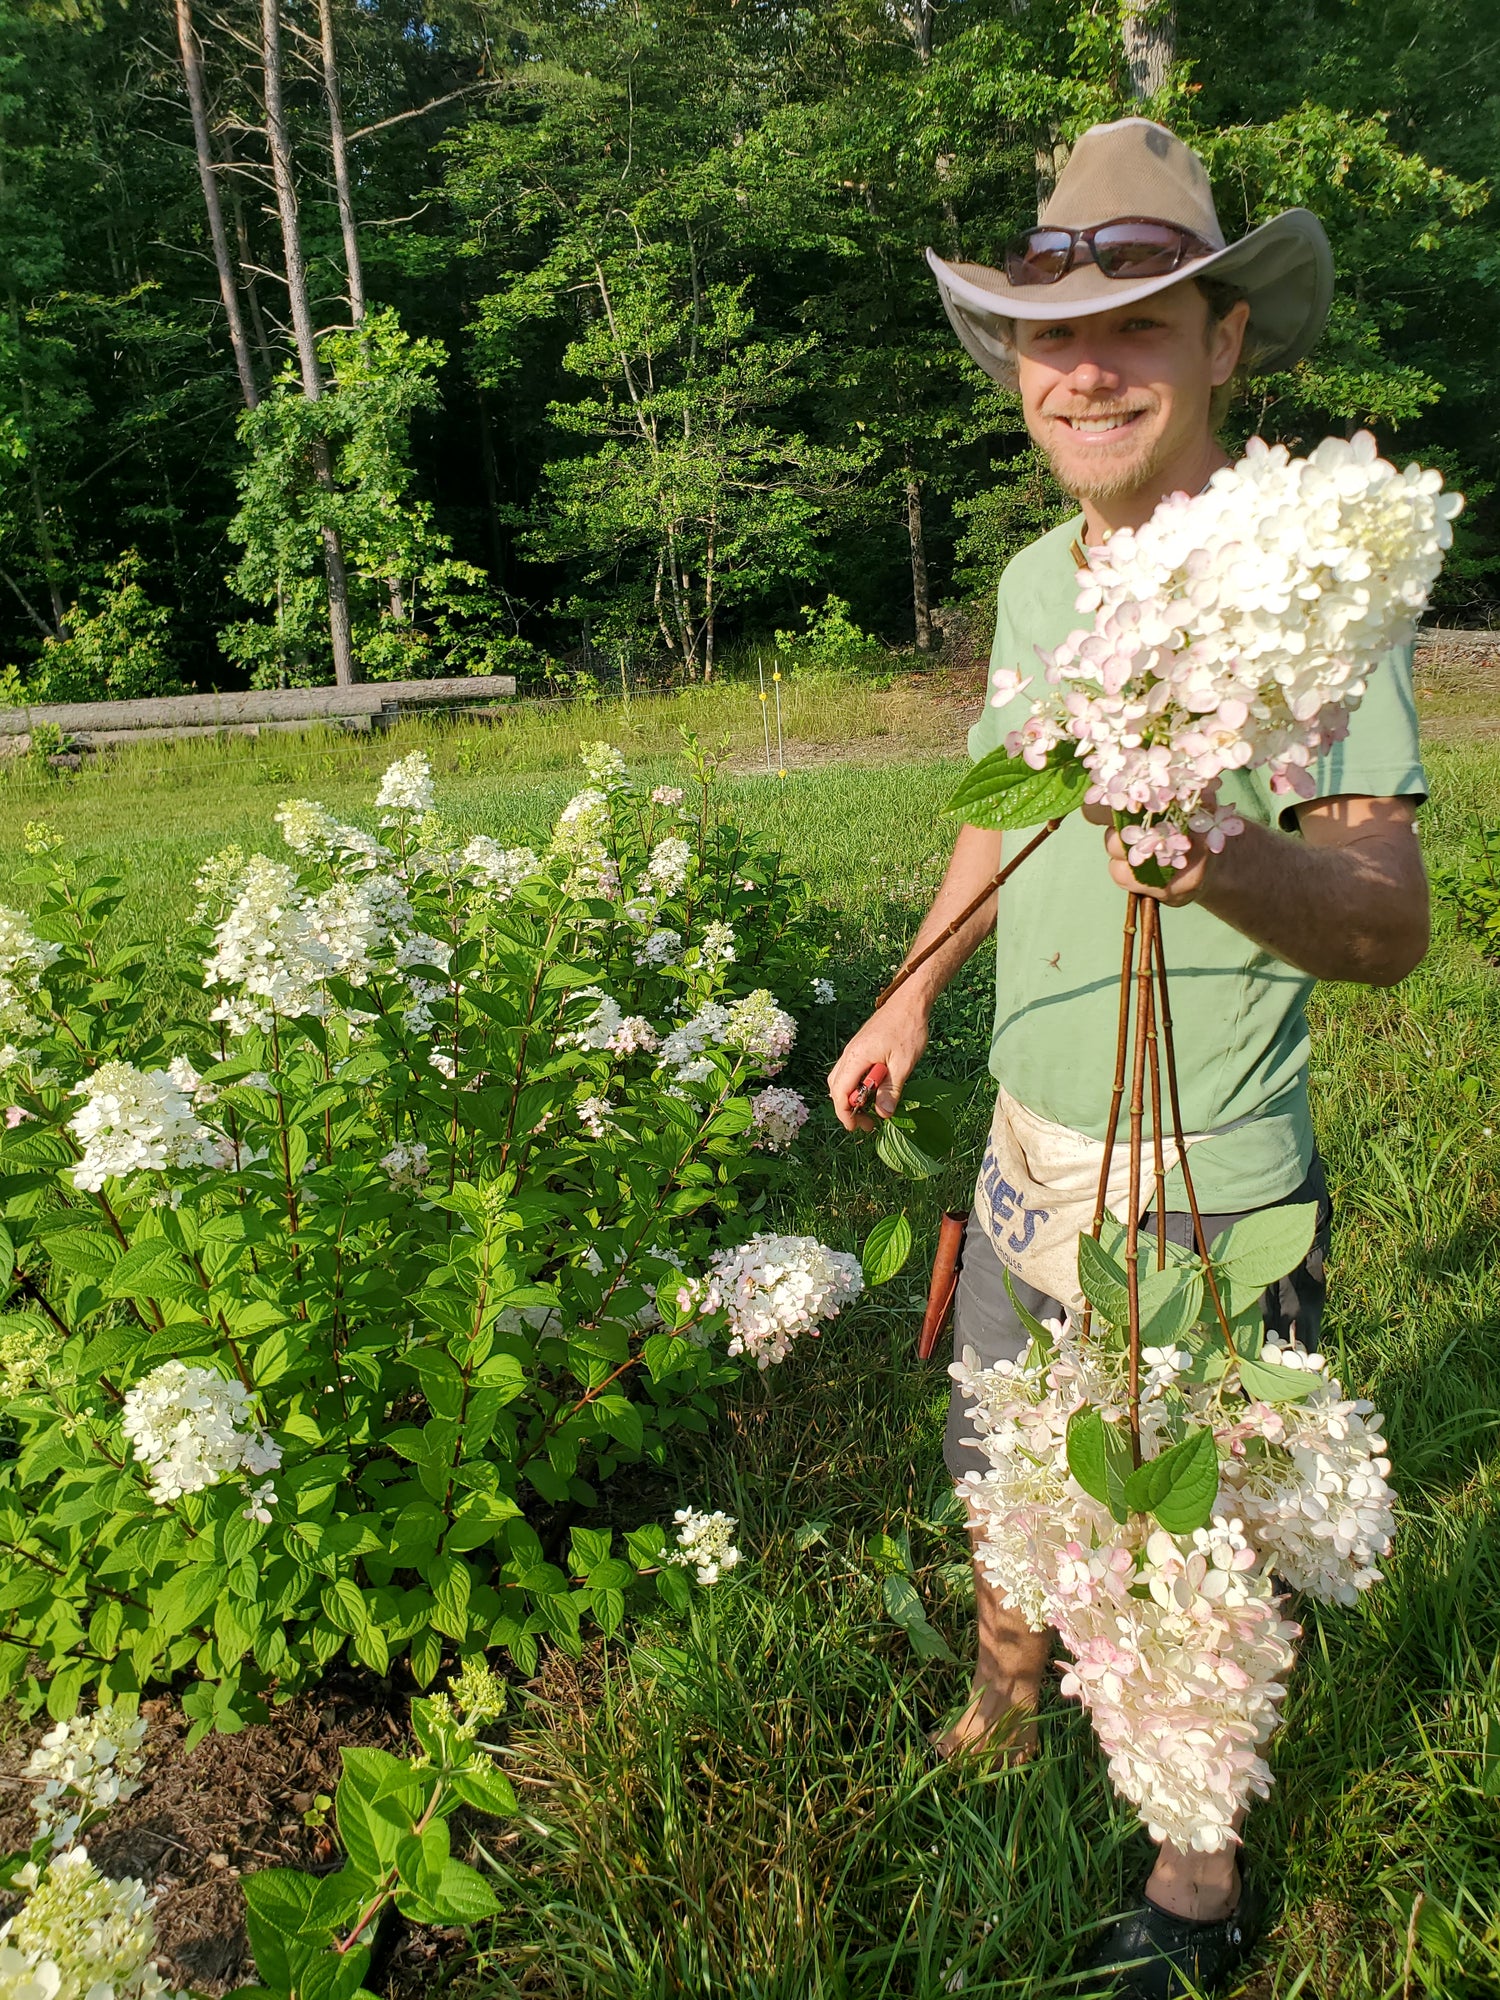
left=0, top=907, right=60, bottom=1044
left=810, top=978, right=837, bottom=1005
left=1218, top=1340, right=1395, bottom=1604
left=656, top=990, right=797, bottom=1084
left=641, top=836, right=691, bottom=901
left=375, top=750, right=435, bottom=820
left=1000, top=433, right=1462, bottom=870
left=68, top=1060, right=226, bottom=1193
left=564, top=989, right=659, bottom=1057
left=684, top=1232, right=863, bottom=1368
left=380, top=1140, right=430, bottom=1188
left=668, top=1507, right=742, bottom=1586
left=576, top=1095, right=612, bottom=1139
left=698, top=921, right=736, bottom=969
left=749, top=1086, right=808, bottom=1153
left=463, top=837, right=539, bottom=898
left=120, top=1361, right=281, bottom=1506
left=650, top=785, right=685, bottom=807
left=633, top=928, right=682, bottom=970
left=550, top=788, right=619, bottom=899
left=0, top=1846, right=186, bottom=2000
left=952, top=1316, right=1395, bottom=1851
left=24, top=1708, right=148, bottom=1852
left=581, top=741, right=630, bottom=792
left=273, top=799, right=386, bottom=870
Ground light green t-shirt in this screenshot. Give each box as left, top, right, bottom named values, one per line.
left=969, top=515, right=1427, bottom=1211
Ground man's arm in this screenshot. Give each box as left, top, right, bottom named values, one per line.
left=1093, top=794, right=1429, bottom=986
left=827, top=822, right=1002, bottom=1131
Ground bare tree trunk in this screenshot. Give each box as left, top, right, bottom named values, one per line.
left=224, top=138, right=276, bottom=376
left=316, top=0, right=366, bottom=327
left=904, top=445, right=932, bottom=653
left=1122, top=0, right=1175, bottom=99
left=1035, top=125, right=1069, bottom=208
left=175, top=0, right=260, bottom=410
left=261, top=0, right=358, bottom=686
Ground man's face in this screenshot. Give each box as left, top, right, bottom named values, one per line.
left=1014, top=283, right=1250, bottom=502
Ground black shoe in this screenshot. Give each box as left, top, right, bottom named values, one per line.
left=1075, top=1875, right=1264, bottom=1998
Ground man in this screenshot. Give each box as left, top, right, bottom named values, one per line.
left=828, top=119, right=1429, bottom=1998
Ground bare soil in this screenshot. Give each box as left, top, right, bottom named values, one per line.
left=0, top=1681, right=476, bottom=1996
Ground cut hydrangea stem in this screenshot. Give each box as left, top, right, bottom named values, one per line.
left=875, top=818, right=1062, bottom=1010
left=1143, top=925, right=1168, bottom=1276
left=1124, top=896, right=1155, bottom=1468
left=1082, top=891, right=1139, bottom=1345
left=1151, top=916, right=1233, bottom=1349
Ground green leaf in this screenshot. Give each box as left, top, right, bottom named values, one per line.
left=449, top=1761, right=518, bottom=1817
left=944, top=744, right=1088, bottom=831
left=1065, top=1407, right=1131, bottom=1521
left=1209, top=1204, right=1318, bottom=1292
left=1122, top=1425, right=1222, bottom=1534
left=1236, top=1354, right=1319, bottom=1403
left=430, top=1555, right=471, bottom=1641
left=881, top=1574, right=958, bottom=1663
left=1138, top=1266, right=1203, bottom=1348
left=1076, top=1234, right=1131, bottom=1330
left=106, top=1242, right=199, bottom=1302
left=1003, top=1269, right=1056, bottom=1361
left=594, top=1394, right=643, bottom=1452
left=875, top=1117, right=941, bottom=1181
left=861, top=1213, right=913, bottom=1287
left=423, top=1856, right=501, bottom=1924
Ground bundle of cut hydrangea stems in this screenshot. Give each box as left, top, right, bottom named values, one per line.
left=900, top=433, right=1461, bottom=1851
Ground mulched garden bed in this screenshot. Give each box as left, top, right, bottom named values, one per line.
left=0, top=1678, right=480, bottom=1996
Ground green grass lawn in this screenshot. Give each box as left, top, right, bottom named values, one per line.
left=3, top=704, right=1498, bottom=1998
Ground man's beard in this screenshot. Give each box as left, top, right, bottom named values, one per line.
left=1032, top=420, right=1171, bottom=503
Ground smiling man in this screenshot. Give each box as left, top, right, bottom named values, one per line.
left=828, top=120, right=1429, bottom=1998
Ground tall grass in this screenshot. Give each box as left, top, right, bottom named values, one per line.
left=3, top=711, right=1496, bottom=1998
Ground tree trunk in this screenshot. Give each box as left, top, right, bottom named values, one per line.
left=1122, top=0, right=1175, bottom=100
left=174, top=0, right=260, bottom=410
left=904, top=447, right=932, bottom=653
left=1035, top=126, right=1069, bottom=209
left=316, top=0, right=366, bottom=328
left=261, top=0, right=358, bottom=686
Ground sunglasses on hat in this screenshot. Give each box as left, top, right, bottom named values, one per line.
left=1003, top=217, right=1218, bottom=286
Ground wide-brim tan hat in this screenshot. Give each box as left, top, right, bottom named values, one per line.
left=928, top=117, right=1333, bottom=379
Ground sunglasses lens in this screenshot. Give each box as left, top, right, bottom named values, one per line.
left=1006, top=229, right=1075, bottom=284
left=1091, top=222, right=1188, bottom=277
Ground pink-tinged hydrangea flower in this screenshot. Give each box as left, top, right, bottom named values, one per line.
left=651, top=785, right=685, bottom=807
left=1001, top=433, right=1460, bottom=866
left=951, top=1312, right=1395, bottom=1853
left=750, top=1086, right=809, bottom=1153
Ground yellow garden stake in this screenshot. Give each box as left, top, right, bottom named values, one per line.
left=757, top=655, right=773, bottom=775
left=773, top=665, right=786, bottom=780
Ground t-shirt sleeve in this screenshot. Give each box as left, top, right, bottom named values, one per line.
left=1278, top=641, right=1427, bottom=829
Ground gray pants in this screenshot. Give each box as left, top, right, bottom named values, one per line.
left=943, top=1155, right=1332, bottom=1479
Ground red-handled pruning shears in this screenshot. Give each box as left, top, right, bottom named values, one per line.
left=846, top=1062, right=889, bottom=1117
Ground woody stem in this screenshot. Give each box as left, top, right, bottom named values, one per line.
left=1082, top=892, right=1139, bottom=1344
left=1124, top=897, right=1155, bottom=1468
left=1150, top=914, right=1233, bottom=1346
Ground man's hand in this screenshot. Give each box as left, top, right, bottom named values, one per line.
left=1082, top=799, right=1215, bottom=906
left=1083, top=794, right=1429, bottom=986
left=827, top=996, right=929, bottom=1133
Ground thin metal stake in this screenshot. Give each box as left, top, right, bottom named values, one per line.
left=772, top=663, right=786, bottom=779
left=757, top=655, right=773, bottom=775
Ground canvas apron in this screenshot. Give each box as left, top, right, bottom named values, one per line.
left=976, top=1086, right=1219, bottom=1314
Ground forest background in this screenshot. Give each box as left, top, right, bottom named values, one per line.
left=1, top=0, right=1496, bottom=699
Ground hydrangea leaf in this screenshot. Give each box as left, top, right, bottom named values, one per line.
left=1124, top=1425, right=1221, bottom=1532
left=1236, top=1355, right=1319, bottom=1403
left=944, top=745, right=1089, bottom=831
left=1076, top=1234, right=1131, bottom=1330
left=861, top=1213, right=913, bottom=1287
left=1209, top=1203, right=1319, bottom=1291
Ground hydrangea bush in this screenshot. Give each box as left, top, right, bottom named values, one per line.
left=0, top=742, right=858, bottom=1738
